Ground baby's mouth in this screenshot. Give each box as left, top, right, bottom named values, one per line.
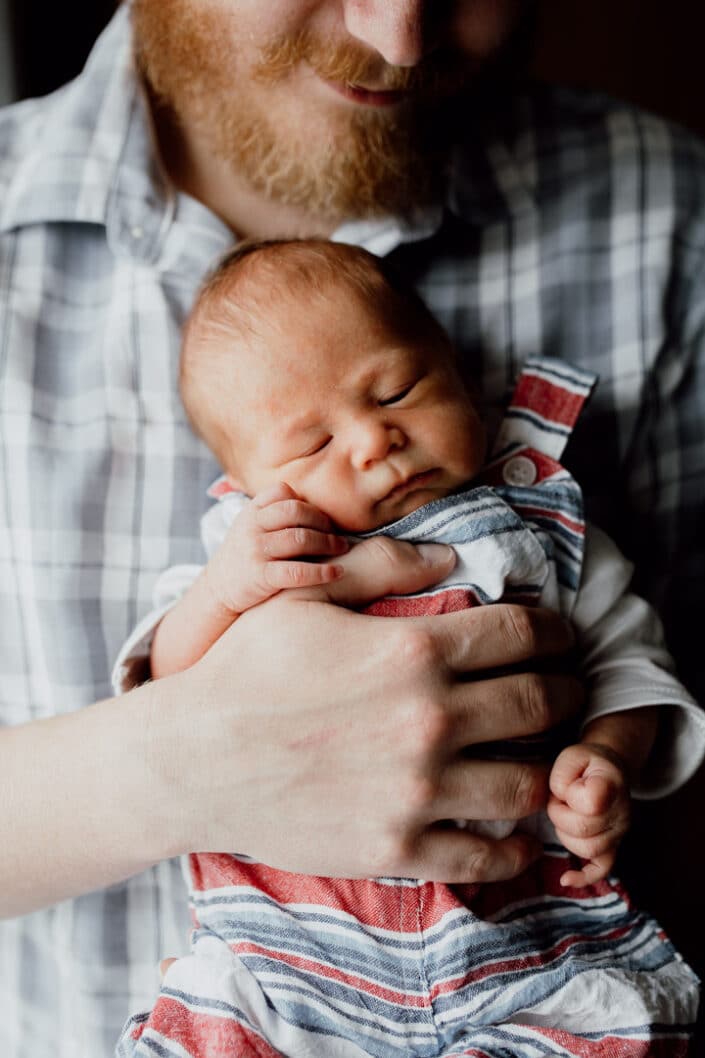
left=383, top=469, right=438, bottom=502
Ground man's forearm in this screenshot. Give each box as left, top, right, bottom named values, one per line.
left=0, top=680, right=182, bottom=918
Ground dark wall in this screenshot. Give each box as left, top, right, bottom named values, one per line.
left=7, top=1, right=705, bottom=139
left=8, top=0, right=117, bottom=102
left=532, top=0, right=705, bottom=138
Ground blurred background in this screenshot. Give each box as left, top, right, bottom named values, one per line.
left=0, top=0, right=704, bottom=138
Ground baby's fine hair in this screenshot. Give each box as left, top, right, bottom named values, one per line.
left=179, top=238, right=452, bottom=460
left=182, top=237, right=447, bottom=354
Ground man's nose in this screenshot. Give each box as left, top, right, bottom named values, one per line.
left=352, top=421, right=406, bottom=469
left=342, top=0, right=428, bottom=67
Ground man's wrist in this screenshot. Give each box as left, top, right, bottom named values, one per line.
left=107, top=676, right=197, bottom=862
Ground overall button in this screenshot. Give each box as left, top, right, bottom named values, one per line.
left=502, top=455, right=537, bottom=487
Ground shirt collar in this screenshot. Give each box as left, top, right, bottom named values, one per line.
left=0, top=5, right=178, bottom=264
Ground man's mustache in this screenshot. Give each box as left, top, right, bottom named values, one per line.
left=253, top=30, right=475, bottom=100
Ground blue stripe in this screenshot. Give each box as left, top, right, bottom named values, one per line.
left=503, top=407, right=572, bottom=436
left=523, top=357, right=598, bottom=392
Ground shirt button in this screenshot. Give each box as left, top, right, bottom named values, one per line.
left=502, top=454, right=537, bottom=487
left=130, top=225, right=144, bottom=240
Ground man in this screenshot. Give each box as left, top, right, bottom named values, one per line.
left=0, top=2, right=703, bottom=1056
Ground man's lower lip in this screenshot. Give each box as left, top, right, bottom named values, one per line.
left=323, top=79, right=407, bottom=107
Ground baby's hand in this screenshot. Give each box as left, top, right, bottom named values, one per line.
left=547, top=742, right=631, bottom=887
left=206, top=482, right=348, bottom=615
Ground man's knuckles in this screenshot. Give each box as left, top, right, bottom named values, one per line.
left=501, top=762, right=549, bottom=817
left=497, top=604, right=542, bottom=656
left=396, top=625, right=445, bottom=677
left=516, top=672, right=555, bottom=732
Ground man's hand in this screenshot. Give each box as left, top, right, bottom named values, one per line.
left=148, top=535, right=581, bottom=884
left=547, top=743, right=631, bottom=887
left=0, top=535, right=582, bottom=917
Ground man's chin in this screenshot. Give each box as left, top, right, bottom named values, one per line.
left=214, top=105, right=447, bottom=223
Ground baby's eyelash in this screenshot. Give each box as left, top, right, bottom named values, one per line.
left=378, top=383, right=415, bottom=406
left=303, top=437, right=331, bottom=457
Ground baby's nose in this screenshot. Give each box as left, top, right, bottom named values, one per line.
left=353, top=422, right=406, bottom=469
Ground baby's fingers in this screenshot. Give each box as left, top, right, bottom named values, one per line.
left=547, top=796, right=610, bottom=840
left=564, top=773, right=618, bottom=816
left=264, top=560, right=344, bottom=591
left=264, top=526, right=349, bottom=560
left=256, top=492, right=334, bottom=535
left=251, top=482, right=300, bottom=509
left=552, top=824, right=619, bottom=863
left=559, top=850, right=616, bottom=888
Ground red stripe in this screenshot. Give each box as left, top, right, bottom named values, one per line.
left=457, top=852, right=631, bottom=920
left=482, top=448, right=564, bottom=487
left=530, top=1025, right=689, bottom=1058
left=446, top=1050, right=490, bottom=1057
left=190, top=855, right=461, bottom=931
left=511, top=374, right=588, bottom=429
left=190, top=854, right=633, bottom=938
left=430, top=924, right=632, bottom=998
left=512, top=503, right=585, bottom=536
left=146, top=995, right=282, bottom=1057
left=231, top=941, right=431, bottom=1008
left=364, top=587, right=481, bottom=616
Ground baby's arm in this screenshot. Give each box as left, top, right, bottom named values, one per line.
left=547, top=706, right=658, bottom=887
left=151, top=483, right=348, bottom=677
left=543, top=520, right=705, bottom=887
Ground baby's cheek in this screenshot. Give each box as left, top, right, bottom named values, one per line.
left=284, top=470, right=335, bottom=522
left=320, top=488, right=375, bottom=534
left=448, top=408, right=486, bottom=481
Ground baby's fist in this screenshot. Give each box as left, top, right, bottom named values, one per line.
left=547, top=742, right=631, bottom=888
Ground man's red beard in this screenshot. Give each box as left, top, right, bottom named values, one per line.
left=131, top=0, right=479, bottom=223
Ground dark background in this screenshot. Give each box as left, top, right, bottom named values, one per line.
left=3, top=0, right=705, bottom=1045
left=5, top=0, right=705, bottom=139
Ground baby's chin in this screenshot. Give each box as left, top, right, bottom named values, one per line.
left=345, top=481, right=463, bottom=534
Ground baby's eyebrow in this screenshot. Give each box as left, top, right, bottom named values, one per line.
left=266, top=414, right=323, bottom=464
left=280, top=411, right=321, bottom=439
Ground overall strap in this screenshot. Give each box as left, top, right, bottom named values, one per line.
left=492, top=358, right=597, bottom=461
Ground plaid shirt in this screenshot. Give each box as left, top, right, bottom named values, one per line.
left=1, top=7, right=704, bottom=1057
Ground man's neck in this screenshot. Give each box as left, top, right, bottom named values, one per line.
left=153, top=101, right=338, bottom=241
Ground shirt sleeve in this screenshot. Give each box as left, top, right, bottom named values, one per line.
left=110, top=563, right=203, bottom=694
left=111, top=487, right=246, bottom=694
left=619, top=218, right=705, bottom=707
left=572, top=523, right=705, bottom=798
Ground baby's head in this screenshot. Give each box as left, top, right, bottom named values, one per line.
left=181, top=239, right=485, bottom=532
